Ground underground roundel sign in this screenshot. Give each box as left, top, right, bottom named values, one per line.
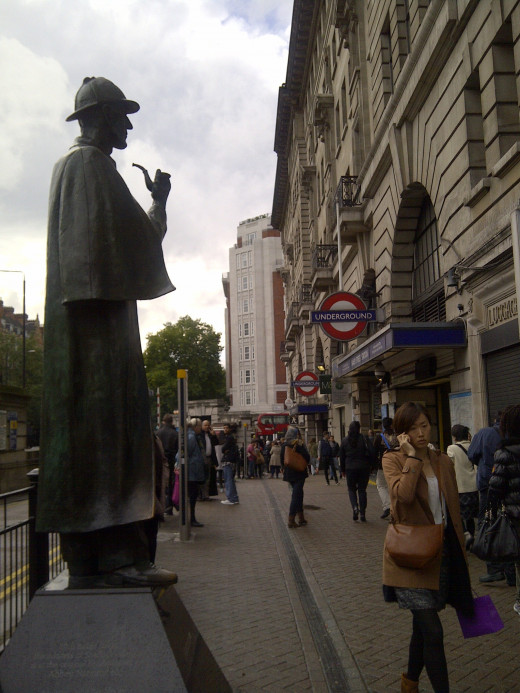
left=293, top=371, right=319, bottom=397
left=311, top=291, right=376, bottom=341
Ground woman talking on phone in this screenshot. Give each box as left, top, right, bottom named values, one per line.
left=382, top=402, right=473, bottom=693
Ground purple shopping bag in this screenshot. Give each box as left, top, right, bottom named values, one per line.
left=172, top=473, right=180, bottom=508
left=457, top=595, right=504, bottom=638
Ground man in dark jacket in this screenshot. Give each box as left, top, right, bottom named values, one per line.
left=220, top=423, right=239, bottom=505
left=319, top=432, right=338, bottom=485
left=468, top=412, right=514, bottom=584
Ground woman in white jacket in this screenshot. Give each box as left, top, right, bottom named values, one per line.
left=447, top=424, right=478, bottom=546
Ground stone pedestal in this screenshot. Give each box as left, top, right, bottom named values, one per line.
left=0, top=579, right=230, bottom=692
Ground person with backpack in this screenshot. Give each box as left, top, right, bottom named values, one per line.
left=373, top=417, right=396, bottom=519
left=446, top=424, right=477, bottom=546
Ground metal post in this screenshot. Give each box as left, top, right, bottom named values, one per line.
left=156, top=387, right=161, bottom=428
left=243, top=423, right=248, bottom=478
left=336, top=193, right=343, bottom=291
left=177, top=369, right=190, bottom=541
left=27, top=468, right=49, bottom=599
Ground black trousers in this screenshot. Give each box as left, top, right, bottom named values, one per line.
left=60, top=521, right=150, bottom=576
left=345, top=468, right=370, bottom=512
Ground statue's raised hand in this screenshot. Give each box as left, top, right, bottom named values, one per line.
left=133, top=163, right=171, bottom=206
left=151, top=169, right=171, bottom=206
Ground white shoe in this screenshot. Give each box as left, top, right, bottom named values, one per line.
left=514, top=601, right=520, bottom=616
left=221, top=500, right=236, bottom=505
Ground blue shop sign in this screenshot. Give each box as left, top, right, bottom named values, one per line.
left=334, top=323, right=466, bottom=377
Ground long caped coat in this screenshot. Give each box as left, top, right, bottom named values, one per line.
left=382, top=449, right=470, bottom=595
left=37, top=138, right=174, bottom=533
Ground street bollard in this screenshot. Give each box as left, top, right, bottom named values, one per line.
left=26, top=468, right=49, bottom=599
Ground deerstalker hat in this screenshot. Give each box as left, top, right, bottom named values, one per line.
left=66, top=76, right=140, bottom=122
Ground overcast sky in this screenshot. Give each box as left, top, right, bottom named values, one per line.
left=0, top=0, right=292, bottom=359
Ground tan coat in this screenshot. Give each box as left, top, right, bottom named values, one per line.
left=382, top=449, right=467, bottom=590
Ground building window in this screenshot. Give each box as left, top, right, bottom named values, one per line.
left=238, top=323, right=242, bottom=337
left=244, top=322, right=249, bottom=336
left=335, top=101, right=341, bottom=148
left=239, top=346, right=243, bottom=360
left=252, top=390, right=256, bottom=405
left=248, top=250, right=252, bottom=266
left=380, top=18, right=393, bottom=105
left=236, top=254, right=240, bottom=269
left=251, top=344, right=255, bottom=360
left=243, top=298, right=249, bottom=313
left=341, top=78, right=347, bottom=130
left=245, top=391, right=251, bottom=405
left=413, top=198, right=441, bottom=298
left=245, top=369, right=251, bottom=384
left=250, top=322, right=254, bottom=336
left=242, top=275, right=248, bottom=291
left=240, top=370, right=244, bottom=384
left=247, top=232, right=256, bottom=245
left=242, top=254, right=248, bottom=268
left=244, top=345, right=250, bottom=360
left=240, top=391, right=245, bottom=406
left=252, top=369, right=255, bottom=383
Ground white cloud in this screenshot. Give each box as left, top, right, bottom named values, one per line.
left=0, top=0, right=292, bottom=359
left=0, top=38, right=69, bottom=191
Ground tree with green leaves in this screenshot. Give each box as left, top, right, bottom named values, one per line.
left=143, top=316, right=226, bottom=414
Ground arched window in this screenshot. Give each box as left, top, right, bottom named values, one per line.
left=412, top=197, right=445, bottom=321
left=413, top=198, right=440, bottom=298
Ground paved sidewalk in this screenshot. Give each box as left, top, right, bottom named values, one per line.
left=156, top=475, right=520, bottom=692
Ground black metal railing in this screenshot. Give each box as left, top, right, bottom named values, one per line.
left=0, top=470, right=64, bottom=654
left=312, top=244, right=338, bottom=269
left=299, top=283, right=313, bottom=304
left=335, top=175, right=362, bottom=207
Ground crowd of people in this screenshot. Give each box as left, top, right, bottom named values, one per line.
left=155, top=405, right=519, bottom=693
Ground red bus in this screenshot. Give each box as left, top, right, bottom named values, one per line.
left=256, top=412, right=290, bottom=438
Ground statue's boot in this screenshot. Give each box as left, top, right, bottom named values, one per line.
left=108, top=562, right=178, bottom=586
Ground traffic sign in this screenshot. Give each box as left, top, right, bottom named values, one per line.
left=311, top=291, right=376, bottom=341
left=292, top=371, right=319, bottom=397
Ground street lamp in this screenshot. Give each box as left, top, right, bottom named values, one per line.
left=0, top=269, right=26, bottom=388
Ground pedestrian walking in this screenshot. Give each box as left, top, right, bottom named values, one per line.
left=330, top=435, right=341, bottom=478
left=319, top=432, right=338, bottom=485
left=488, top=405, right=520, bottom=616
left=185, top=418, right=206, bottom=527
left=200, top=420, right=219, bottom=499
left=382, top=402, right=473, bottom=693
left=156, top=414, right=179, bottom=514
left=220, top=423, right=240, bottom=505
left=281, top=426, right=310, bottom=528
left=446, top=425, right=478, bottom=547
left=339, top=421, right=373, bottom=522
left=373, top=417, right=396, bottom=519
left=308, top=437, right=318, bottom=474
left=269, top=440, right=282, bottom=478
left=246, top=438, right=257, bottom=478
left=468, top=411, right=516, bottom=584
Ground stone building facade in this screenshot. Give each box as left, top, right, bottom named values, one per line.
left=273, top=0, right=520, bottom=447
left=222, top=214, right=287, bottom=419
